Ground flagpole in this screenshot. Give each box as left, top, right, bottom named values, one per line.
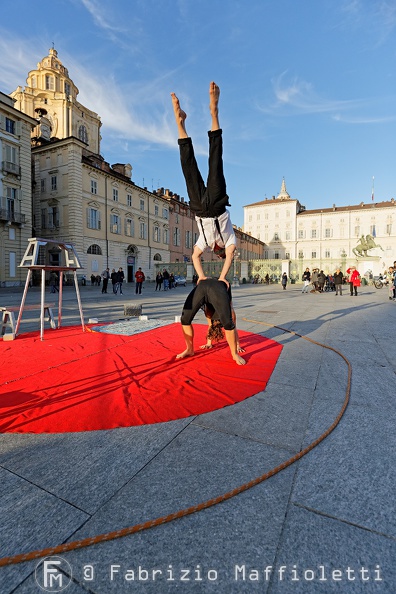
left=371, top=176, right=374, bottom=202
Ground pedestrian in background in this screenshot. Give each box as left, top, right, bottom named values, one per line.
left=117, top=267, right=125, bottom=295
left=111, top=268, right=118, bottom=294
left=334, top=268, right=343, bottom=296
left=346, top=266, right=361, bottom=296
left=101, top=267, right=110, bottom=294
left=302, top=267, right=311, bottom=293
left=281, top=272, right=288, bottom=290
left=135, top=267, right=145, bottom=295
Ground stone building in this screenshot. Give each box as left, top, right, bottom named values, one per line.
left=244, top=178, right=396, bottom=277
left=10, top=48, right=171, bottom=282
left=0, top=92, right=37, bottom=286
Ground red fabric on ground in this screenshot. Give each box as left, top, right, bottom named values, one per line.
left=0, top=324, right=282, bottom=433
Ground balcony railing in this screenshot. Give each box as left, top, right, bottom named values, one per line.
left=2, top=161, right=21, bottom=176
left=0, top=208, right=26, bottom=225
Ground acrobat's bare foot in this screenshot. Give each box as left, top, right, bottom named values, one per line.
left=209, top=81, right=220, bottom=131
left=233, top=354, right=246, bottom=365
left=171, top=92, right=188, bottom=139
left=199, top=343, right=213, bottom=350
left=176, top=348, right=194, bottom=360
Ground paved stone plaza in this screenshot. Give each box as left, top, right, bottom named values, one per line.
left=1, top=280, right=395, bottom=593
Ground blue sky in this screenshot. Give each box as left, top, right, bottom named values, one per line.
left=1, top=0, right=396, bottom=228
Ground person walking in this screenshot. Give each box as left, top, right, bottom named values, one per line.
left=49, top=271, right=59, bottom=293
left=346, top=266, right=361, bottom=296
left=281, top=272, right=288, bottom=290
left=334, top=268, right=343, bottom=296
left=135, top=267, right=145, bottom=295
left=301, top=268, right=311, bottom=293
left=101, top=267, right=110, bottom=294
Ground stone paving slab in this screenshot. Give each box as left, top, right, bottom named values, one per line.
left=193, top=382, right=315, bottom=452
left=0, top=421, right=191, bottom=514
left=269, top=505, right=396, bottom=594
left=293, top=400, right=396, bottom=539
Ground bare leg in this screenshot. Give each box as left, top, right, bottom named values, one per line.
left=224, top=328, right=246, bottom=365
left=176, top=324, right=195, bottom=359
left=209, top=81, right=220, bottom=131
left=171, top=92, right=188, bottom=139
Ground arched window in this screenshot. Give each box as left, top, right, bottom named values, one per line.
left=78, top=125, right=88, bottom=144
left=87, top=244, right=102, bottom=255
left=153, top=253, right=162, bottom=261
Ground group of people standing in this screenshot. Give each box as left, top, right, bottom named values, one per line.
left=301, top=266, right=361, bottom=296
left=155, top=270, right=175, bottom=291
left=100, top=267, right=124, bottom=294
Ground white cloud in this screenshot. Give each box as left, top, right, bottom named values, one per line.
left=79, top=0, right=125, bottom=33
left=259, top=71, right=360, bottom=115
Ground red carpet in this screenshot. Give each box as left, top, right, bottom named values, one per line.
left=0, top=324, right=282, bottom=433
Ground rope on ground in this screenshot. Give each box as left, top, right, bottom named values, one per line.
left=0, top=320, right=351, bottom=568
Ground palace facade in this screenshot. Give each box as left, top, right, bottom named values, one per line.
left=244, top=179, right=396, bottom=276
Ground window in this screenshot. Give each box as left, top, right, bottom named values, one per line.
left=298, top=250, right=304, bottom=258
left=140, top=198, right=145, bottom=211
left=41, top=208, right=47, bottom=229
left=153, top=226, right=160, bottom=242
left=41, top=179, right=46, bottom=193
left=87, top=208, right=101, bottom=230
left=48, top=206, right=59, bottom=229
left=312, top=251, right=317, bottom=258
left=354, top=225, right=360, bottom=236
left=78, top=125, right=88, bottom=143
left=5, top=118, right=15, bottom=134
left=4, top=144, right=18, bottom=169
left=64, top=82, right=71, bottom=96
left=125, top=218, right=134, bottom=237
left=127, top=193, right=132, bottom=207
left=173, top=227, right=180, bottom=246
left=112, top=188, right=118, bottom=202
left=110, top=214, right=121, bottom=234
left=370, top=224, right=376, bottom=236
left=51, top=175, right=57, bottom=191
left=285, top=231, right=290, bottom=240
left=163, top=208, right=168, bottom=219
left=274, top=251, right=279, bottom=259
left=325, top=250, right=330, bottom=258
left=386, top=223, right=392, bottom=235
left=298, top=229, right=304, bottom=239
left=325, top=228, right=331, bottom=238
left=91, top=180, right=97, bottom=194
left=163, top=228, right=169, bottom=244
left=154, top=205, right=159, bottom=216
left=185, top=230, right=192, bottom=249
left=87, top=244, right=102, bottom=255
left=6, top=188, right=17, bottom=219
left=311, top=229, right=317, bottom=239
left=285, top=251, right=290, bottom=259
left=274, top=232, right=280, bottom=241
left=45, top=75, right=54, bottom=90
left=139, top=221, right=147, bottom=239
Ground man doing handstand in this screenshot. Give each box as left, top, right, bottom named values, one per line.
left=177, top=278, right=246, bottom=366
left=171, top=82, right=236, bottom=286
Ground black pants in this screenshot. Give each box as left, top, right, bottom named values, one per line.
left=181, top=279, right=234, bottom=330
left=136, top=282, right=142, bottom=294
left=349, top=282, right=357, bottom=296
left=178, top=130, right=230, bottom=218
left=102, top=278, right=108, bottom=293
